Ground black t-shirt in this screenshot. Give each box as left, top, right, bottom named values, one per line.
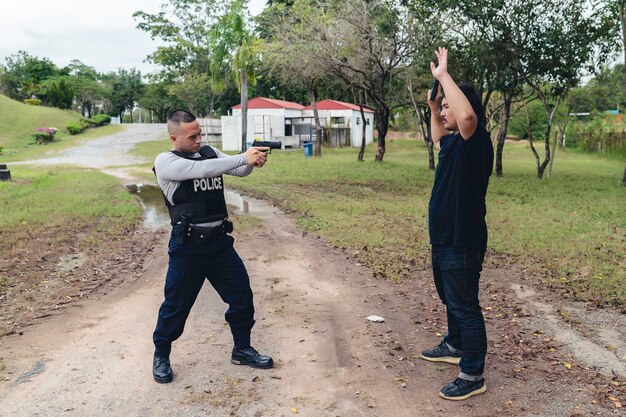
left=428, top=125, right=494, bottom=250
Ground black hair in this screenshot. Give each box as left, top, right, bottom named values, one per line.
left=457, top=83, right=486, bottom=127
left=168, top=109, right=196, bottom=124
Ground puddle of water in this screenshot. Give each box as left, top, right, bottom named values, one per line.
left=126, top=184, right=171, bottom=229
left=127, top=185, right=278, bottom=229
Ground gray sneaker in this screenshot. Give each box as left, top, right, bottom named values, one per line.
left=420, top=342, right=462, bottom=365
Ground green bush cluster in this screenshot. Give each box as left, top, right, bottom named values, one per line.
left=65, top=114, right=112, bottom=135
left=66, top=121, right=84, bottom=135
left=23, top=98, right=42, bottom=106
left=91, top=114, right=111, bottom=126
left=566, top=116, right=626, bottom=157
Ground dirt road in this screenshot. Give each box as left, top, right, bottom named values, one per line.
left=1, top=126, right=624, bottom=416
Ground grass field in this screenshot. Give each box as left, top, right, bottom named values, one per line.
left=0, top=124, right=125, bottom=163
left=130, top=139, right=626, bottom=306
left=0, top=94, right=82, bottom=147
left=0, top=94, right=127, bottom=163
left=3, top=126, right=623, bottom=306
left=0, top=165, right=142, bottom=270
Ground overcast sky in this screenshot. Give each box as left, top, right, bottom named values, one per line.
left=0, top=0, right=267, bottom=76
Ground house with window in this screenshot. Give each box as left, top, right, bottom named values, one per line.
left=303, top=99, right=374, bottom=147
left=221, top=97, right=305, bottom=151
left=221, top=97, right=374, bottom=151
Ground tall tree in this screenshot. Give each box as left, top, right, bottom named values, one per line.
left=169, top=73, right=218, bottom=117
left=411, top=0, right=529, bottom=176
left=319, top=0, right=420, bottom=161
left=139, top=80, right=179, bottom=122
left=407, top=75, right=435, bottom=169
left=615, top=0, right=626, bottom=184
left=211, top=0, right=260, bottom=151
left=0, top=51, right=58, bottom=100
left=64, top=60, right=102, bottom=118
left=41, top=78, right=74, bottom=109
left=134, top=0, right=227, bottom=118
left=517, top=0, right=616, bottom=179
left=102, top=69, right=144, bottom=123
left=264, top=0, right=330, bottom=157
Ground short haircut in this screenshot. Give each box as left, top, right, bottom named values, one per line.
left=457, top=83, right=486, bottom=127
left=168, top=109, right=196, bottom=124
left=167, top=109, right=196, bottom=135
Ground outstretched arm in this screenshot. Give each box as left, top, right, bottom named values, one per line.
left=430, top=47, right=478, bottom=140
left=155, top=146, right=269, bottom=181
left=214, top=147, right=267, bottom=177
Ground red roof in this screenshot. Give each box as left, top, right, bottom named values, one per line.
left=232, top=97, right=305, bottom=110
left=304, top=99, right=374, bottom=113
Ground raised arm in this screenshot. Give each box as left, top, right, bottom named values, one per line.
left=428, top=81, right=448, bottom=147
left=430, top=47, right=478, bottom=140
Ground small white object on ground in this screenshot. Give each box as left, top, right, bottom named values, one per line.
left=366, top=315, right=385, bottom=323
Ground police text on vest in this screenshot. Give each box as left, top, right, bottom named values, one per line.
left=193, top=177, right=223, bottom=192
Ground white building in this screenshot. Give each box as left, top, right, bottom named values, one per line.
left=221, top=97, right=374, bottom=151
left=221, top=97, right=305, bottom=151
left=303, top=99, right=374, bottom=148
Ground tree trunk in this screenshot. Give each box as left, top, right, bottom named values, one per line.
left=617, top=5, right=626, bottom=184
left=537, top=95, right=563, bottom=179
left=358, top=102, right=366, bottom=161
left=618, top=3, right=626, bottom=93
left=407, top=78, right=434, bottom=169
left=495, top=95, right=512, bottom=177
left=422, top=108, right=435, bottom=170
left=374, top=105, right=389, bottom=162
left=240, top=69, right=248, bottom=152
left=529, top=134, right=544, bottom=179
left=526, top=102, right=544, bottom=179
left=308, top=83, right=322, bottom=158
left=547, top=130, right=558, bottom=178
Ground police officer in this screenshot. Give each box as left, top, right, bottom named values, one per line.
left=152, top=109, right=273, bottom=383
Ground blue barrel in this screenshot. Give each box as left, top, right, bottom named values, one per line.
left=303, top=142, right=313, bottom=157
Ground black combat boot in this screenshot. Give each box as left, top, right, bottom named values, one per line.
left=231, top=346, right=274, bottom=369
left=153, top=355, right=174, bottom=383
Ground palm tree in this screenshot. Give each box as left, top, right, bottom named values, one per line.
left=210, top=0, right=259, bottom=152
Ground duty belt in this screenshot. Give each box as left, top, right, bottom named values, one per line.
left=185, top=220, right=233, bottom=244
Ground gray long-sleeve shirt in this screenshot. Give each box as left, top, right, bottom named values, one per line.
left=154, top=147, right=253, bottom=226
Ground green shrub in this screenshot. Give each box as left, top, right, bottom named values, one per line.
left=91, top=114, right=111, bottom=126
left=65, top=115, right=112, bottom=136
left=23, top=98, right=42, bottom=106
left=80, top=118, right=96, bottom=127
left=66, top=121, right=84, bottom=135
left=566, top=116, right=626, bottom=157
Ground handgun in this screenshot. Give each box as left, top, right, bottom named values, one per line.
left=251, top=140, right=282, bottom=153
left=430, top=79, right=440, bottom=101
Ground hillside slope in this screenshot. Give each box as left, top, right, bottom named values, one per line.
left=0, top=94, right=81, bottom=148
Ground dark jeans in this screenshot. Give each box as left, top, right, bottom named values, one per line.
left=432, top=245, right=487, bottom=376
left=153, top=229, right=255, bottom=357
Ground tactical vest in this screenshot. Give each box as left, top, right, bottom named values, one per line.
left=161, top=146, right=228, bottom=225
